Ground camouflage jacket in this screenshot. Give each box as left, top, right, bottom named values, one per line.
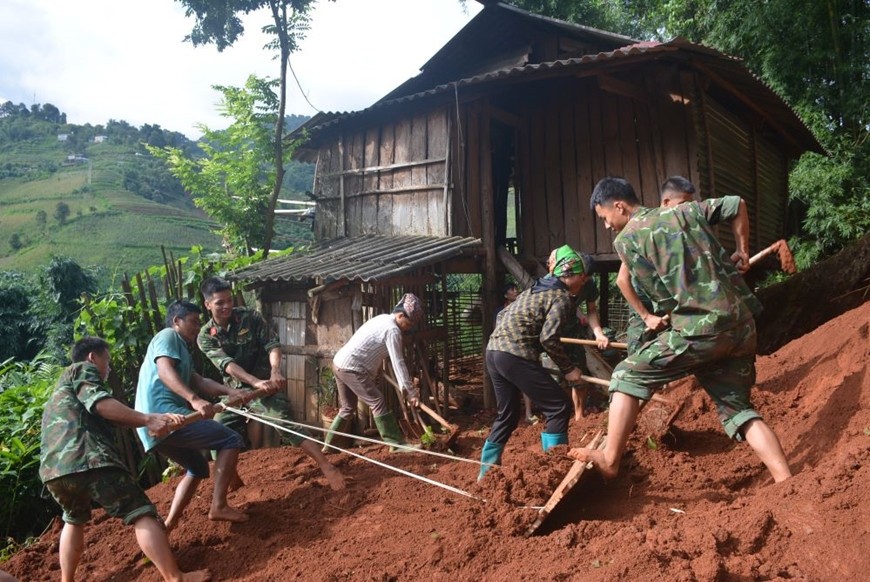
left=615, top=196, right=763, bottom=336
left=39, top=362, right=127, bottom=482
left=487, top=276, right=587, bottom=374
left=197, top=307, right=281, bottom=389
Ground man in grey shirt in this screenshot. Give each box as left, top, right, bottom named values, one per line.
left=324, top=293, right=422, bottom=452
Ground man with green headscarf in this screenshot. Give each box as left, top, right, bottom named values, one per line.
left=477, top=245, right=595, bottom=480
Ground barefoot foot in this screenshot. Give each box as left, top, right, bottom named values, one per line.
left=182, top=569, right=212, bottom=582
left=567, top=447, right=619, bottom=479
left=322, top=464, right=346, bottom=491
left=208, top=506, right=249, bottom=523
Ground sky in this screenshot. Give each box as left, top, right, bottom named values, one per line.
left=0, top=0, right=483, bottom=139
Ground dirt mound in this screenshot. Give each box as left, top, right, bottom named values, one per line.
left=7, top=302, right=870, bottom=581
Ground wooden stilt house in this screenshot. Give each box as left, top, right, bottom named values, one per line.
left=232, top=1, right=822, bottom=419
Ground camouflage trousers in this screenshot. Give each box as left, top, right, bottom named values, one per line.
left=214, top=389, right=307, bottom=447
left=45, top=467, right=157, bottom=526
left=611, top=318, right=760, bottom=440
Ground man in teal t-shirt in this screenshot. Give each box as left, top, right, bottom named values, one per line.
left=135, top=300, right=250, bottom=532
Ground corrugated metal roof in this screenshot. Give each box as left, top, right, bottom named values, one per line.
left=231, top=235, right=482, bottom=285
left=292, top=39, right=822, bottom=156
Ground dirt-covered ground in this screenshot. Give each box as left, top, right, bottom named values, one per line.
left=7, top=301, right=869, bottom=581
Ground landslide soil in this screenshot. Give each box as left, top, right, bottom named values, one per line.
left=7, top=301, right=870, bottom=581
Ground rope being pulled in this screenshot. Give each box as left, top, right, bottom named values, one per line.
left=237, top=408, right=490, bottom=467
left=222, top=405, right=487, bottom=502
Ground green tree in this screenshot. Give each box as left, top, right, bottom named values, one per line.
left=0, top=353, right=61, bottom=544
left=176, top=0, right=326, bottom=257
left=9, top=233, right=22, bottom=251
left=35, top=209, right=47, bottom=229
left=30, top=257, right=99, bottom=360
left=54, top=201, right=70, bottom=226
left=149, top=77, right=282, bottom=255
left=0, top=273, right=38, bottom=362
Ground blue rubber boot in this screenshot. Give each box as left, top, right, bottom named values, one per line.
left=477, top=440, right=505, bottom=481
left=541, top=432, right=568, bottom=452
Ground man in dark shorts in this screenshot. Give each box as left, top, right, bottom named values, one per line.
left=135, top=300, right=251, bottom=532
left=197, top=277, right=344, bottom=490
left=40, top=336, right=210, bottom=582
left=571, top=177, right=792, bottom=484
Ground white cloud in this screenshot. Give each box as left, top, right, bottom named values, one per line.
left=0, top=0, right=481, bottom=139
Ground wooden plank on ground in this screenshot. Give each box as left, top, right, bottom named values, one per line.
left=526, top=430, right=605, bottom=536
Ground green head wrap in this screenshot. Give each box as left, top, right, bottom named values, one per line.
left=551, top=245, right=591, bottom=277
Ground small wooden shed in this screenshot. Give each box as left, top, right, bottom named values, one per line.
left=235, top=1, right=822, bottom=417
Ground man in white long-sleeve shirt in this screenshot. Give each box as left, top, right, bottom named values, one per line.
left=323, top=293, right=423, bottom=452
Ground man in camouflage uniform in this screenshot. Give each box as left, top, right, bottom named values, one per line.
left=198, top=277, right=344, bottom=490
left=570, top=177, right=792, bottom=483
left=618, top=176, right=696, bottom=354
left=477, top=245, right=595, bottom=480
left=39, top=336, right=210, bottom=582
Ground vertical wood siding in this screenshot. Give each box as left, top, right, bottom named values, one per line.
left=309, top=64, right=787, bottom=262
left=269, top=301, right=315, bottom=421
left=312, top=108, right=451, bottom=240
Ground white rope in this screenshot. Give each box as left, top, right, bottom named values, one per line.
left=239, top=408, right=493, bottom=467
left=223, top=405, right=487, bottom=502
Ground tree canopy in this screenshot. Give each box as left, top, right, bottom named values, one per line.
left=176, top=0, right=325, bottom=257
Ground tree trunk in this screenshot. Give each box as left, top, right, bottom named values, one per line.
left=262, top=0, right=290, bottom=259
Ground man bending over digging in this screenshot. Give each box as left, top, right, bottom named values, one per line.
left=571, top=177, right=792, bottom=484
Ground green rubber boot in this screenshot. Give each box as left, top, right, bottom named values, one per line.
left=322, top=415, right=350, bottom=453
left=374, top=412, right=419, bottom=453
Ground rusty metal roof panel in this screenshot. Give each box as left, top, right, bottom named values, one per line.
left=231, top=235, right=482, bottom=285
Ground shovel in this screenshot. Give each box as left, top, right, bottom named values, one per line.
left=417, top=401, right=460, bottom=450
left=383, top=369, right=424, bottom=440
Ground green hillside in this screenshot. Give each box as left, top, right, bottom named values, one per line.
left=0, top=144, right=221, bottom=277
left=0, top=104, right=315, bottom=279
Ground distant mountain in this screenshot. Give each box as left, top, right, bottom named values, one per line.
left=0, top=102, right=314, bottom=280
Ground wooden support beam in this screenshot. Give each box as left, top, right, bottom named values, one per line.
left=496, top=246, right=535, bottom=289
left=318, top=156, right=448, bottom=178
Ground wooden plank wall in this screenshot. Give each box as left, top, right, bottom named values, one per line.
left=312, top=108, right=451, bottom=240
left=269, top=300, right=317, bottom=422
left=510, top=73, right=697, bottom=261
left=755, top=135, right=788, bottom=248
left=705, top=97, right=752, bottom=252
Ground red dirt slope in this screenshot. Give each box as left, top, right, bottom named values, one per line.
left=6, top=301, right=869, bottom=581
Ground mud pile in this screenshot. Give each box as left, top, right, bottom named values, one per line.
left=7, top=301, right=869, bottom=581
